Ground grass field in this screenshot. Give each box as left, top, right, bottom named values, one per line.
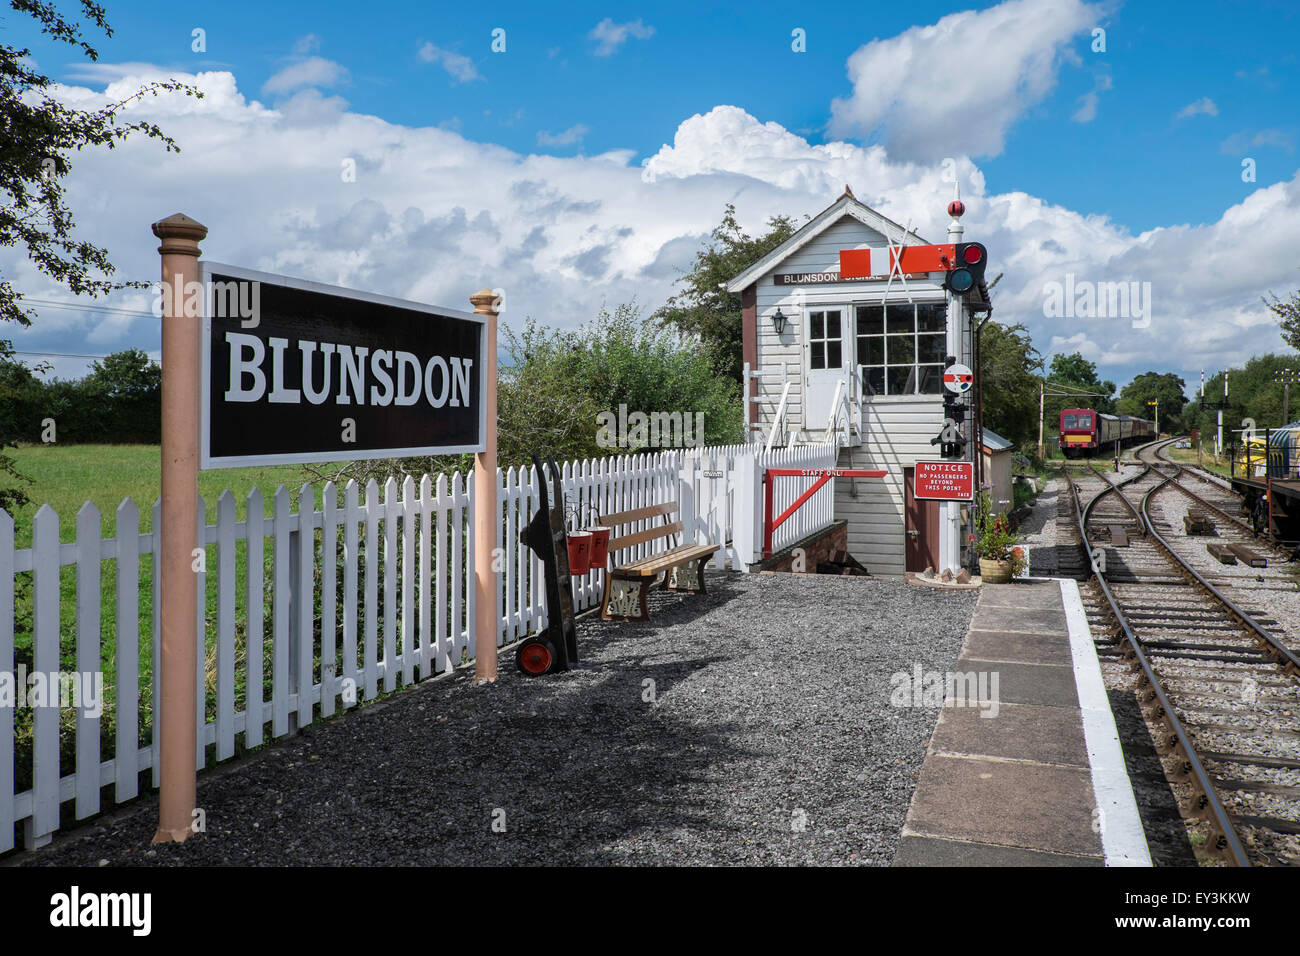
left=6, top=444, right=350, bottom=793
left=1163, top=443, right=1234, bottom=479
left=9, top=443, right=315, bottom=547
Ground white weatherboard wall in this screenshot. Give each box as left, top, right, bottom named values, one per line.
left=835, top=401, right=946, bottom=576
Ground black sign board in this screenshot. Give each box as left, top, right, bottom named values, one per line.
left=200, top=263, right=486, bottom=469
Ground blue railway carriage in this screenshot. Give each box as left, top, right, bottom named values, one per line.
left=1267, top=423, right=1300, bottom=479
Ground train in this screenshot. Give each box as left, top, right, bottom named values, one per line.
left=1266, top=423, right=1300, bottom=479
left=1058, top=407, right=1157, bottom=458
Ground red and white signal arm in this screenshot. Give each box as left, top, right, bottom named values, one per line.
left=943, top=364, right=973, bottom=394
left=914, top=461, right=974, bottom=500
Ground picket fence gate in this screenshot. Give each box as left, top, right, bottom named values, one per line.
left=1, top=442, right=837, bottom=851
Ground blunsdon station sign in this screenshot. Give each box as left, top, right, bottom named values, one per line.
left=199, top=263, right=487, bottom=468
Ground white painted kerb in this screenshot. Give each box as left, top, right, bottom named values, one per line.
left=1058, top=577, right=1152, bottom=867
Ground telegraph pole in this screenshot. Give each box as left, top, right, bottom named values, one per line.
left=1037, top=378, right=1045, bottom=460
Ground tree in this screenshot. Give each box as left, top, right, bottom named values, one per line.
left=85, top=348, right=161, bottom=401
left=1264, top=288, right=1300, bottom=353
left=652, top=203, right=801, bottom=381
left=1117, top=371, right=1188, bottom=434
left=1185, top=353, right=1300, bottom=440
left=84, top=348, right=162, bottom=442
left=978, top=320, right=1041, bottom=453
left=0, top=345, right=38, bottom=512
left=0, top=1, right=200, bottom=506
left=1047, top=353, right=1098, bottom=385
left=1043, top=351, right=1115, bottom=429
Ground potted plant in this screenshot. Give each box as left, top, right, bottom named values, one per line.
left=971, top=488, right=1027, bottom=583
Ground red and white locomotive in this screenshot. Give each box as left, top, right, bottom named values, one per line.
left=1058, top=408, right=1156, bottom=458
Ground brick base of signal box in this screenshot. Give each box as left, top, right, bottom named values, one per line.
left=755, top=520, right=850, bottom=573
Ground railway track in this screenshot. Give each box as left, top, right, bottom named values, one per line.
left=1060, top=440, right=1300, bottom=866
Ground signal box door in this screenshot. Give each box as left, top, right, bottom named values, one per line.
left=805, top=308, right=847, bottom=431
left=904, top=466, right=941, bottom=572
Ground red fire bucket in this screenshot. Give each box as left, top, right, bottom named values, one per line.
left=566, top=531, right=592, bottom=575
left=586, top=526, right=611, bottom=568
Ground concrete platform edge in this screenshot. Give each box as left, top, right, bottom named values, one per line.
left=1058, top=578, right=1152, bottom=868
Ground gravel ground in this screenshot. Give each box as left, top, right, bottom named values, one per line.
left=10, top=572, right=977, bottom=867
left=1021, top=475, right=1059, bottom=574
left=1153, top=489, right=1300, bottom=654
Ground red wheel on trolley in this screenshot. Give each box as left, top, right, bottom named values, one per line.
left=516, top=638, right=555, bottom=676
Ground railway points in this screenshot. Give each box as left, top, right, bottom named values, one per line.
left=1057, top=438, right=1300, bottom=866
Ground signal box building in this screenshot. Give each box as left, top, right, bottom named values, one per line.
left=727, top=188, right=992, bottom=576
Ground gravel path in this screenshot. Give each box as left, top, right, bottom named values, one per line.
left=11, top=572, right=977, bottom=867
left=1022, top=475, right=1062, bottom=576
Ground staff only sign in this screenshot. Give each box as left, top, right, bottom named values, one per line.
left=198, top=263, right=487, bottom=468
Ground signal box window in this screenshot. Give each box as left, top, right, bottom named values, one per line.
left=808, top=310, right=842, bottom=370
left=855, top=303, right=945, bottom=396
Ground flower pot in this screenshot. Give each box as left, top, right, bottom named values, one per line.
left=566, top=531, right=592, bottom=575
left=979, top=557, right=1013, bottom=584
left=585, top=526, right=611, bottom=569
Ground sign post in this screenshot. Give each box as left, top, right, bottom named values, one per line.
left=470, top=289, right=500, bottom=683
left=152, top=213, right=207, bottom=844
left=150, top=235, right=492, bottom=843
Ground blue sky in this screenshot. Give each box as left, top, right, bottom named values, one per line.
left=15, top=0, right=1291, bottom=231
left=5, top=0, right=1300, bottom=391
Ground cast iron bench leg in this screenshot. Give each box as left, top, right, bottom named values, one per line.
left=602, top=575, right=651, bottom=622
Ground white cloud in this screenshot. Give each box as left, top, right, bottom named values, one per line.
left=7, top=68, right=1300, bottom=394
left=1221, top=128, right=1294, bottom=154
left=589, top=18, right=655, bottom=57
left=537, top=124, right=589, bottom=147
left=293, top=34, right=322, bottom=56
left=1071, top=71, right=1112, bottom=123
left=262, top=56, right=349, bottom=95
left=1176, top=96, right=1218, bottom=119
left=418, top=43, right=480, bottom=83
left=1072, top=91, right=1098, bottom=123
left=829, top=0, right=1100, bottom=160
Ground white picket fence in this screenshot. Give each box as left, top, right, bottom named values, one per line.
left=1, top=443, right=837, bottom=852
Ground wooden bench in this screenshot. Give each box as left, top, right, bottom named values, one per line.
left=598, top=501, right=720, bottom=622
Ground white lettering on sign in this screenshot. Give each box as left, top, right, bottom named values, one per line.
left=223, top=332, right=474, bottom=411
left=914, top=461, right=974, bottom=500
